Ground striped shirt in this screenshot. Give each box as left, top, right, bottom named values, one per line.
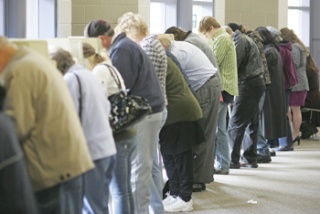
left=213, top=29, right=238, bottom=96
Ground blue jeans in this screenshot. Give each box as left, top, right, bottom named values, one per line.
left=109, top=136, right=137, bottom=214
left=150, top=108, right=167, bottom=214
left=215, top=102, right=230, bottom=171
left=36, top=175, right=83, bottom=214
left=131, top=111, right=164, bottom=214
left=83, top=156, right=116, bottom=214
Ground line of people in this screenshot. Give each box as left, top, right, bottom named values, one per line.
left=0, top=13, right=316, bottom=214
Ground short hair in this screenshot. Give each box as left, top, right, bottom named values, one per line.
left=114, top=12, right=149, bottom=38
left=164, top=26, right=191, bottom=41
left=227, top=23, right=246, bottom=33
left=50, top=48, right=75, bottom=75
left=198, top=16, right=221, bottom=34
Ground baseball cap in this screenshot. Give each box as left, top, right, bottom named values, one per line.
left=84, top=19, right=113, bottom=37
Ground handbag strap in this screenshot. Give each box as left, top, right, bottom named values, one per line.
left=72, top=72, right=83, bottom=122
left=104, top=64, right=123, bottom=91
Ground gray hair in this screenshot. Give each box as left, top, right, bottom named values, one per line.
left=50, top=48, right=75, bottom=75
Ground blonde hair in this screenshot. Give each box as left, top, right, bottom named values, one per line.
left=280, top=27, right=309, bottom=55
left=198, top=16, right=221, bottom=34
left=82, top=42, right=105, bottom=67
left=157, top=34, right=173, bottom=50
left=114, top=12, right=149, bottom=39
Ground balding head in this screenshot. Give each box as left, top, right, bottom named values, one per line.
left=0, top=37, right=17, bottom=75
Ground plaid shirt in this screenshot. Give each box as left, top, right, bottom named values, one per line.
left=140, top=34, right=168, bottom=105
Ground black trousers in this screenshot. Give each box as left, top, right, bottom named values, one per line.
left=162, top=149, right=193, bottom=202
left=228, top=79, right=265, bottom=164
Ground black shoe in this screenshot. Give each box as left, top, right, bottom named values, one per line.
left=192, top=183, right=206, bottom=192
left=240, top=161, right=258, bottom=168
left=293, top=136, right=301, bottom=145
left=230, top=162, right=240, bottom=169
left=257, top=155, right=271, bottom=163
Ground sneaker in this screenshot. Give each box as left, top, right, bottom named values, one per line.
left=214, top=169, right=229, bottom=174
left=269, top=148, right=276, bottom=156
left=164, top=197, right=193, bottom=212
left=277, top=146, right=294, bottom=152
left=163, top=195, right=177, bottom=206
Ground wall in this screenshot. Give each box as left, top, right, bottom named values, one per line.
left=215, top=0, right=288, bottom=31
left=57, top=0, right=150, bottom=37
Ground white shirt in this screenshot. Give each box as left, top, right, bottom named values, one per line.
left=91, top=61, right=126, bottom=95
left=170, top=41, right=218, bottom=91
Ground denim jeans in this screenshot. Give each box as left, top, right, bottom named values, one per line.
left=131, top=111, right=164, bottom=214
left=215, top=102, right=230, bottom=171
left=36, top=175, right=83, bottom=214
left=109, top=136, right=137, bottom=214
left=150, top=108, right=167, bottom=214
left=83, top=156, right=116, bottom=214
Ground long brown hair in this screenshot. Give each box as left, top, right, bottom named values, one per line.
left=306, top=54, right=319, bottom=73
left=280, top=27, right=309, bottom=55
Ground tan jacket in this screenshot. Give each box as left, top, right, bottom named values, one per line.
left=2, top=47, right=94, bottom=192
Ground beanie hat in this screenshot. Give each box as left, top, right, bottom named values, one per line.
left=84, top=20, right=113, bottom=37
left=227, top=23, right=242, bottom=32
left=266, top=26, right=283, bottom=42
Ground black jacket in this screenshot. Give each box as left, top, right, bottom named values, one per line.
left=233, top=30, right=265, bottom=82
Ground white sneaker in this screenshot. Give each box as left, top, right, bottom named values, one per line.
left=163, top=195, right=177, bottom=206
left=164, top=197, right=193, bottom=212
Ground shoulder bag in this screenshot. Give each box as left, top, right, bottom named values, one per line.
left=105, top=64, right=152, bottom=134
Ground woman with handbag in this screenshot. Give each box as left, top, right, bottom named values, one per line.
left=83, top=42, right=137, bottom=214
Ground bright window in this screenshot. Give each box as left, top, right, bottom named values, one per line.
left=27, top=0, right=56, bottom=38
left=150, top=0, right=177, bottom=34
left=192, top=1, right=213, bottom=32
left=288, top=0, right=310, bottom=48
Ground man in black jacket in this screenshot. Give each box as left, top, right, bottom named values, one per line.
left=227, top=24, right=266, bottom=169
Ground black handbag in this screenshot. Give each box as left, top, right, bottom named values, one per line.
left=106, top=64, right=152, bottom=134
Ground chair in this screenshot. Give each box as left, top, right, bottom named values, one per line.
left=301, top=108, right=320, bottom=140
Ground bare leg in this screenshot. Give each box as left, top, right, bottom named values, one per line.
left=290, top=106, right=302, bottom=140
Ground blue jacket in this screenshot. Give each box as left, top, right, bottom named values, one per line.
left=109, top=32, right=165, bottom=114
left=0, top=113, right=39, bottom=213
left=64, top=64, right=116, bottom=161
